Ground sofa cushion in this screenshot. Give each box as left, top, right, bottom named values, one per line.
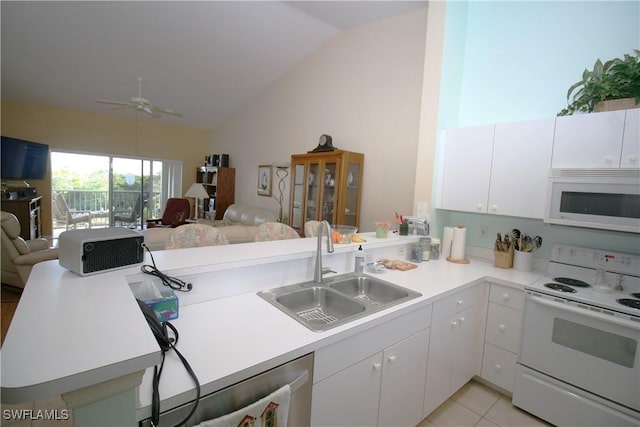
left=222, top=204, right=278, bottom=226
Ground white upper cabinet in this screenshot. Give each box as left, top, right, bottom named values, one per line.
left=488, top=118, right=555, bottom=218
left=439, top=119, right=554, bottom=219
left=552, top=110, right=627, bottom=168
left=621, top=109, right=640, bottom=168
left=439, top=125, right=495, bottom=213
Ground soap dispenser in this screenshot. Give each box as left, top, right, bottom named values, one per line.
left=355, top=245, right=365, bottom=274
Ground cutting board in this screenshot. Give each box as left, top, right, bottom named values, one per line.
left=380, top=259, right=418, bottom=271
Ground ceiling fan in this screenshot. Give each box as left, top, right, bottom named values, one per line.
left=96, top=77, right=182, bottom=118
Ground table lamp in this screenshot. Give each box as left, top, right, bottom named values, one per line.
left=184, top=183, right=210, bottom=220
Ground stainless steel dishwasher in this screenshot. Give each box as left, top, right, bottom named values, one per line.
left=140, top=353, right=313, bottom=426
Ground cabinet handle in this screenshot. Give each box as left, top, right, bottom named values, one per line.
left=457, top=299, right=464, bottom=306
left=629, top=155, right=638, bottom=163
left=491, top=204, right=498, bottom=212
left=499, top=324, right=506, bottom=332
left=450, top=320, right=458, bottom=327
left=388, top=355, right=396, bottom=363
left=373, top=362, right=381, bottom=370
left=459, top=316, right=465, bottom=323
left=476, top=203, right=484, bottom=211
left=604, top=155, right=614, bottom=164
left=501, top=293, right=510, bottom=301
left=495, top=364, right=502, bottom=372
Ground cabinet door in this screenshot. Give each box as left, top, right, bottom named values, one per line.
left=451, top=303, right=481, bottom=394
left=621, top=109, right=640, bottom=168
left=290, top=163, right=306, bottom=234
left=552, top=110, right=626, bottom=168
left=481, top=343, right=518, bottom=392
left=306, top=162, right=321, bottom=223
left=488, top=119, right=554, bottom=218
left=423, top=315, right=455, bottom=416
left=320, top=159, right=339, bottom=224
left=440, top=125, right=495, bottom=213
left=311, top=353, right=382, bottom=427
left=342, top=161, right=361, bottom=227
left=379, top=329, right=429, bottom=427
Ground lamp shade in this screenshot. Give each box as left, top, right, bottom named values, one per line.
left=184, top=183, right=209, bottom=199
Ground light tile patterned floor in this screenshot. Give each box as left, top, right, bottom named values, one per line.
left=418, top=380, right=553, bottom=427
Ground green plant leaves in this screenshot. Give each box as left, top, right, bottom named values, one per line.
left=558, top=50, right=640, bottom=116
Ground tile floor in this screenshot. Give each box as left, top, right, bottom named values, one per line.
left=418, top=379, right=552, bottom=427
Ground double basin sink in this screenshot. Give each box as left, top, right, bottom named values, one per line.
left=257, top=273, right=422, bottom=332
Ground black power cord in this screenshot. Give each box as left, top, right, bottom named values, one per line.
left=140, top=243, right=192, bottom=292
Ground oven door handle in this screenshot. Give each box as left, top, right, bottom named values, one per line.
left=529, top=293, right=640, bottom=330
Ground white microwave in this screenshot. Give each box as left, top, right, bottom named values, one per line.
left=545, top=169, right=640, bottom=233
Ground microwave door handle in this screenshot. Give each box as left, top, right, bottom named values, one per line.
left=529, top=293, right=640, bottom=330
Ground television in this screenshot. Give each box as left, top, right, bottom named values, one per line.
left=1, top=136, right=50, bottom=180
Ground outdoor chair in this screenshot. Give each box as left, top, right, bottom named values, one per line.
left=114, top=195, right=142, bottom=227
left=52, top=194, right=91, bottom=230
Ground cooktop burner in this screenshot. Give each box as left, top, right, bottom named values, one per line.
left=544, top=283, right=577, bottom=293
left=632, top=293, right=640, bottom=299
left=554, top=277, right=590, bottom=287
left=617, top=299, right=640, bottom=310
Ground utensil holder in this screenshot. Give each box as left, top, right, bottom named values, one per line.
left=494, top=246, right=513, bottom=269
left=375, top=226, right=388, bottom=238
left=399, top=223, right=409, bottom=236
left=513, top=250, right=533, bottom=272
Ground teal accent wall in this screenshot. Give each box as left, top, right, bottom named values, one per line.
left=433, top=1, right=640, bottom=256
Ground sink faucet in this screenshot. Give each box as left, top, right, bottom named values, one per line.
left=314, top=220, right=336, bottom=283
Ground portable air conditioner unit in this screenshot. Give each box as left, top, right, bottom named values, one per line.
left=59, top=228, right=145, bottom=275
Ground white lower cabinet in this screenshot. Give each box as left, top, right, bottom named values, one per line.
left=423, top=285, right=484, bottom=417
left=311, top=306, right=431, bottom=427
left=480, top=283, right=524, bottom=393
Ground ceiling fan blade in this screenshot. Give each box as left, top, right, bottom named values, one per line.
left=142, top=105, right=161, bottom=118
left=151, top=105, right=183, bottom=117
left=96, top=98, right=133, bottom=106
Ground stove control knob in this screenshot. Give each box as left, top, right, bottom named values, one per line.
left=501, top=293, right=510, bottom=302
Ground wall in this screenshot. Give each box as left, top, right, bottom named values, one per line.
left=211, top=8, right=429, bottom=231
left=431, top=1, right=640, bottom=257
left=1, top=100, right=211, bottom=235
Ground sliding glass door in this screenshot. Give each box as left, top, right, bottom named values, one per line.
left=51, top=151, right=181, bottom=234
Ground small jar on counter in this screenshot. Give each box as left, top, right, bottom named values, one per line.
left=410, top=243, right=423, bottom=263
left=419, top=237, right=431, bottom=261
left=430, top=238, right=441, bottom=260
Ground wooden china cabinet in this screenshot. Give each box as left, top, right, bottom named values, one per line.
left=289, top=150, right=364, bottom=235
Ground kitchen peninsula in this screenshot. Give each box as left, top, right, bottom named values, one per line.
left=1, top=233, right=544, bottom=426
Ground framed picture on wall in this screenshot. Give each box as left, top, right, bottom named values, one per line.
left=257, top=165, right=272, bottom=196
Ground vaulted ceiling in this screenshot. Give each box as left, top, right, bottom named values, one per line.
left=1, top=1, right=427, bottom=130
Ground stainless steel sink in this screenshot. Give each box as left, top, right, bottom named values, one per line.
left=257, top=273, right=421, bottom=332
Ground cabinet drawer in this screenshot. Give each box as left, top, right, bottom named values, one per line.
left=432, top=285, right=481, bottom=322
left=485, top=302, right=523, bottom=353
left=489, top=283, right=524, bottom=310
left=481, top=343, right=518, bottom=392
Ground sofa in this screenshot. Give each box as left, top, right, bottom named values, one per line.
left=141, top=204, right=279, bottom=250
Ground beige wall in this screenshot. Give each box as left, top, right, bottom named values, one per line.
left=1, top=100, right=211, bottom=236
left=211, top=8, right=429, bottom=231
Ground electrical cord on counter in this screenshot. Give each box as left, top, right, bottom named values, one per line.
left=140, top=243, right=192, bottom=292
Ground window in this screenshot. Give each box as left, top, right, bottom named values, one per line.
left=51, top=151, right=182, bottom=233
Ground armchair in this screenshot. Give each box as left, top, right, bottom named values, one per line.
left=1, top=211, right=59, bottom=289
left=146, top=198, right=190, bottom=228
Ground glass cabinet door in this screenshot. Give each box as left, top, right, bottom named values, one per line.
left=321, top=160, right=338, bottom=224
left=343, top=162, right=360, bottom=227
left=290, top=163, right=305, bottom=233
left=306, top=162, right=320, bottom=223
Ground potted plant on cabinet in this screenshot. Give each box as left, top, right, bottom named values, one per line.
left=558, top=50, right=640, bottom=116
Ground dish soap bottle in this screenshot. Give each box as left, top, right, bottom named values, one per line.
left=355, top=245, right=365, bottom=274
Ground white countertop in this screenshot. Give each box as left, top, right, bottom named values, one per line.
left=0, top=232, right=544, bottom=421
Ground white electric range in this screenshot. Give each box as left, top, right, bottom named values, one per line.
left=513, top=244, right=640, bottom=427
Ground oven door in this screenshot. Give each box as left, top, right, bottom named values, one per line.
left=519, top=291, right=640, bottom=411
left=545, top=173, right=640, bottom=233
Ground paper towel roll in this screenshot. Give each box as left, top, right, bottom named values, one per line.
left=442, top=226, right=454, bottom=258
left=450, top=225, right=467, bottom=260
